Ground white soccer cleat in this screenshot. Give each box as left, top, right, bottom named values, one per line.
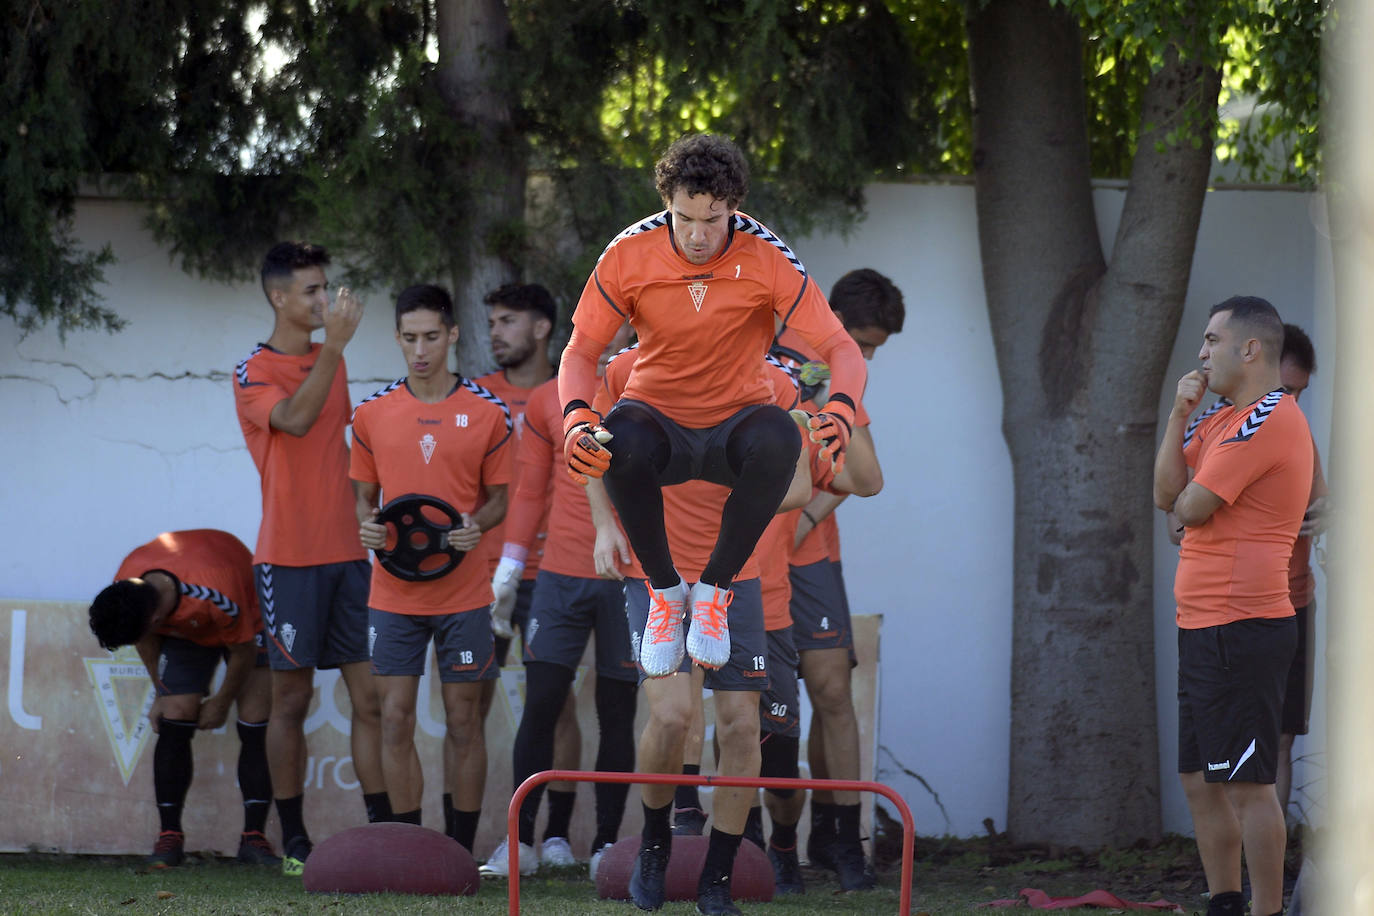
left=478, top=837, right=538, bottom=877
left=686, top=582, right=733, bottom=670
left=540, top=836, right=577, bottom=867
left=639, top=579, right=688, bottom=677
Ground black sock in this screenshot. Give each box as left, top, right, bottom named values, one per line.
left=392, top=809, right=421, bottom=825
left=675, top=764, right=702, bottom=810
left=592, top=677, right=636, bottom=853
left=643, top=801, right=672, bottom=846
left=743, top=806, right=765, bottom=850
left=364, top=791, right=392, bottom=824
left=699, top=827, right=743, bottom=893
left=154, top=718, right=196, bottom=833
left=836, top=803, right=862, bottom=842
left=545, top=790, right=576, bottom=842
left=1206, top=890, right=1246, bottom=916
left=513, top=662, right=573, bottom=846
left=770, top=820, right=798, bottom=850
left=276, top=794, right=307, bottom=845
left=235, top=720, right=272, bottom=834
left=442, top=793, right=455, bottom=834
left=811, top=801, right=838, bottom=840
left=451, top=809, right=480, bottom=852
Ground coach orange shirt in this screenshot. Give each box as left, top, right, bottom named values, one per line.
left=350, top=378, right=512, bottom=615
left=474, top=369, right=549, bottom=581
left=234, top=344, right=366, bottom=567
left=1177, top=392, right=1313, bottom=629
left=594, top=347, right=799, bottom=583
left=116, top=529, right=261, bottom=647
left=571, top=212, right=853, bottom=428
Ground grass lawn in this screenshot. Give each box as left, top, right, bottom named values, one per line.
left=0, top=831, right=1230, bottom=916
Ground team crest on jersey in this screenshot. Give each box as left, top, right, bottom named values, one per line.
left=687, top=281, right=708, bottom=312
left=280, top=622, right=297, bottom=653
left=420, top=433, right=437, bottom=464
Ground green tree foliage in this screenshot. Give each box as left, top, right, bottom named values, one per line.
left=3, top=0, right=1323, bottom=336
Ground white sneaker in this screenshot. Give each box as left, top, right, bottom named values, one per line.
left=589, top=843, right=609, bottom=882
left=686, top=582, right=733, bottom=669
left=478, top=837, right=538, bottom=877
left=540, top=836, right=577, bottom=867
left=639, top=579, right=687, bottom=677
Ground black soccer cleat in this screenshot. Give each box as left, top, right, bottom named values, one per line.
left=672, top=806, right=707, bottom=837
left=696, top=877, right=743, bottom=916
left=768, top=843, right=805, bottom=895
left=832, top=838, right=875, bottom=891
left=629, top=839, right=670, bottom=911
left=236, top=830, right=282, bottom=866
left=148, top=830, right=185, bottom=869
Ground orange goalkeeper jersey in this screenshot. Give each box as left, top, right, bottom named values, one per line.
left=569, top=211, right=859, bottom=428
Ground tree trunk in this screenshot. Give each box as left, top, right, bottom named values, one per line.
left=436, top=0, right=525, bottom=375
left=968, top=0, right=1219, bottom=847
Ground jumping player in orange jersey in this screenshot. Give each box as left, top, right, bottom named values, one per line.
left=470, top=283, right=584, bottom=870
left=233, top=241, right=388, bottom=875
left=592, top=346, right=811, bottom=916
left=351, top=284, right=512, bottom=849
left=557, top=134, right=867, bottom=689
left=771, top=268, right=901, bottom=890
left=1154, top=296, right=1313, bottom=916
left=89, top=530, right=277, bottom=869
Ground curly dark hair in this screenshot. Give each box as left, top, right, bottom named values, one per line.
left=830, top=269, right=905, bottom=334
left=89, top=579, right=159, bottom=650
left=654, top=134, right=749, bottom=210
left=260, top=241, right=330, bottom=301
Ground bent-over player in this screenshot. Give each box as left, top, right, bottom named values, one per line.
left=89, top=529, right=277, bottom=868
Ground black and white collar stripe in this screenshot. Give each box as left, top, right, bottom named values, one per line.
left=352, top=379, right=405, bottom=422
left=1221, top=389, right=1285, bottom=444
left=179, top=581, right=240, bottom=618
left=732, top=214, right=806, bottom=276
left=460, top=377, right=513, bottom=433
left=235, top=344, right=265, bottom=388
left=1183, top=398, right=1231, bottom=448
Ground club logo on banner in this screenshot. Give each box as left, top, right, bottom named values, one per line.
left=83, top=647, right=155, bottom=785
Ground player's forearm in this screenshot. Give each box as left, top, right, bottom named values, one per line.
left=268, top=343, right=344, bottom=437
left=135, top=634, right=162, bottom=681
left=813, top=329, right=867, bottom=413
left=558, top=328, right=605, bottom=413
left=1153, top=415, right=1190, bottom=511
left=471, top=485, right=508, bottom=533
left=586, top=479, right=619, bottom=533
left=212, top=643, right=255, bottom=705
left=503, top=458, right=551, bottom=553
left=834, top=425, right=881, bottom=496
left=353, top=480, right=381, bottom=524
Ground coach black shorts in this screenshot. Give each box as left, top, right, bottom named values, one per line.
left=1178, top=616, right=1297, bottom=783
left=1281, top=604, right=1315, bottom=736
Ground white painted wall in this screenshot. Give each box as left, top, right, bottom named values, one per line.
left=0, top=183, right=1330, bottom=840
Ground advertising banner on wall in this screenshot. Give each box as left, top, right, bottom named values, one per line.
left=2, top=600, right=880, bottom=858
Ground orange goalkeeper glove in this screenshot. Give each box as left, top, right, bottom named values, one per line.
left=806, top=397, right=855, bottom=477
left=562, top=403, right=613, bottom=485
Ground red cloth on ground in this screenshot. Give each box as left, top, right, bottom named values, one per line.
left=980, top=888, right=1182, bottom=910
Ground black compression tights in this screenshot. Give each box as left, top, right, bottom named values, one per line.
left=603, top=404, right=801, bottom=588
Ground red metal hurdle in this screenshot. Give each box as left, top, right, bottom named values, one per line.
left=506, top=770, right=915, bottom=915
